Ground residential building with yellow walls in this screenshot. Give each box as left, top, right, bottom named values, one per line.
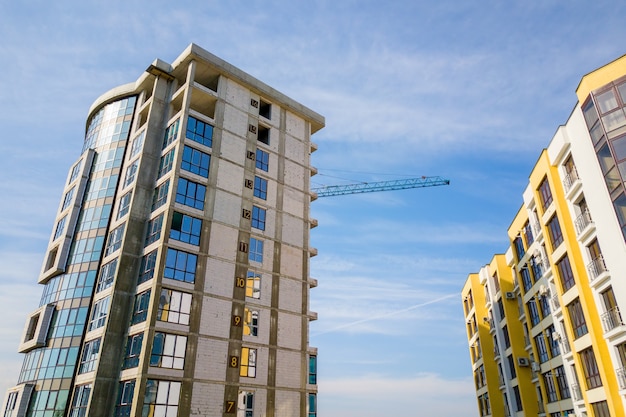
left=464, top=54, right=626, bottom=417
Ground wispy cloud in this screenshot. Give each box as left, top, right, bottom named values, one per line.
left=320, top=373, right=476, bottom=417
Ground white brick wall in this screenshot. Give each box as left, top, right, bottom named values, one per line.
left=204, top=257, right=235, bottom=296
left=284, top=159, right=305, bottom=190
left=285, top=134, right=306, bottom=165
left=280, top=245, right=303, bottom=279
left=219, top=131, right=247, bottom=166
left=275, top=349, right=302, bottom=387
left=216, top=160, right=244, bottom=195
left=193, top=338, right=228, bottom=380
left=198, top=296, right=232, bottom=337
left=222, top=102, right=249, bottom=138
left=278, top=277, right=303, bottom=313
left=274, top=390, right=301, bottom=416
left=282, top=187, right=305, bottom=218
left=189, top=382, right=224, bottom=416
left=286, top=111, right=306, bottom=139
left=277, top=313, right=302, bottom=351
left=281, top=213, right=304, bottom=248
left=207, top=223, right=238, bottom=260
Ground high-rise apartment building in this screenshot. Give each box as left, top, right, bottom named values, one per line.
left=1, top=44, right=324, bottom=417
left=463, top=54, right=626, bottom=417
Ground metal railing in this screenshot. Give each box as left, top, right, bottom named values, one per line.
left=617, top=367, right=626, bottom=390
left=560, top=334, right=571, bottom=353
left=562, top=167, right=579, bottom=193
left=587, top=255, right=607, bottom=281
left=574, top=209, right=593, bottom=235
left=601, top=306, right=624, bottom=332
left=571, top=383, right=582, bottom=401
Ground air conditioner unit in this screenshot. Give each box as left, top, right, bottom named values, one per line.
left=531, top=362, right=540, bottom=372
left=539, top=285, right=549, bottom=296
left=517, top=357, right=530, bottom=367
left=505, top=292, right=516, bottom=300
left=551, top=331, right=561, bottom=341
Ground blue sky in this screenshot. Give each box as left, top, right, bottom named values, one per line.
left=1, top=1, right=626, bottom=416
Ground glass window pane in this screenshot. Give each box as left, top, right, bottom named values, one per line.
left=597, top=90, right=618, bottom=113
left=612, top=136, right=626, bottom=161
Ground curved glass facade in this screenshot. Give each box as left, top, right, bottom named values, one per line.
left=19, top=96, right=136, bottom=417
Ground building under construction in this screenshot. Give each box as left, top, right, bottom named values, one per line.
left=1, top=44, right=324, bottom=417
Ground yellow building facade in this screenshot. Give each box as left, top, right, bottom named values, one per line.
left=464, top=55, right=626, bottom=417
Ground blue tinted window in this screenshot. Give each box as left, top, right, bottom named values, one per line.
left=145, top=214, right=164, bottom=246
left=158, top=150, right=175, bottom=178
left=256, top=149, right=269, bottom=171
left=170, top=212, right=202, bottom=246
left=138, top=250, right=158, bottom=284
left=186, top=116, right=213, bottom=147
left=163, top=119, right=179, bottom=149
left=176, top=177, right=206, bottom=210
left=131, top=290, right=151, bottom=324
left=254, top=176, right=267, bottom=200
left=164, top=248, right=197, bottom=283
left=181, top=145, right=210, bottom=177
left=249, top=238, right=264, bottom=263
left=152, top=180, right=170, bottom=211
left=252, top=206, right=266, bottom=231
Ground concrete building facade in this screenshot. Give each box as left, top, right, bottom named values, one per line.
left=1, top=44, right=324, bottom=417
left=463, top=55, right=626, bottom=417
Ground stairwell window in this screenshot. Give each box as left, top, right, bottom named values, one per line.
left=249, top=238, right=264, bottom=263
left=88, top=297, right=110, bottom=331
left=131, top=290, right=151, bottom=324
left=240, top=347, right=257, bottom=377
left=251, top=206, right=266, bottom=231
left=256, top=149, right=269, bottom=171
left=104, top=224, right=125, bottom=256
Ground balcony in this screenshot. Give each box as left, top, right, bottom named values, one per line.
left=574, top=210, right=593, bottom=235
left=587, top=255, right=607, bottom=282
left=571, top=383, right=583, bottom=402
left=601, top=307, right=624, bottom=333
left=560, top=334, right=571, bottom=354
left=537, top=401, right=545, bottom=415
left=617, top=367, right=626, bottom=390
left=562, top=167, right=579, bottom=194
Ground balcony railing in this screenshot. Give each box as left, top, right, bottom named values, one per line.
left=560, top=334, right=571, bottom=353
left=571, top=383, right=582, bottom=401
left=587, top=255, right=607, bottom=281
left=537, top=401, right=545, bottom=414
left=562, top=167, right=579, bottom=193
left=602, top=307, right=624, bottom=332
left=617, top=367, right=626, bottom=390
left=574, top=210, right=593, bottom=235
left=551, top=294, right=560, bottom=310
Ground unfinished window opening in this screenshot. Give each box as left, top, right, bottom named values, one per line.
left=259, top=99, right=271, bottom=119
left=258, top=126, right=270, bottom=145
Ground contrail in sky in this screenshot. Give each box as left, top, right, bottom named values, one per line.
left=312, top=292, right=460, bottom=336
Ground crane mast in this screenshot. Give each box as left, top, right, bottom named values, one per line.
left=311, top=176, right=450, bottom=198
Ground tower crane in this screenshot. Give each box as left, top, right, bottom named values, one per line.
left=311, top=176, right=450, bottom=198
